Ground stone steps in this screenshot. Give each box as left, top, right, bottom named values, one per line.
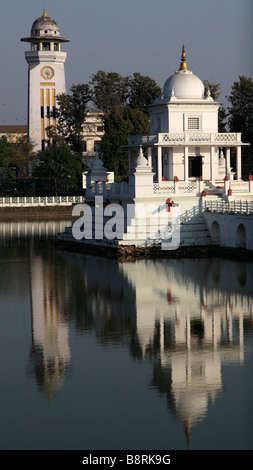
left=179, top=214, right=211, bottom=246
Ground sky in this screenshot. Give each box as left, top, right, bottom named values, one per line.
left=0, top=0, right=252, bottom=125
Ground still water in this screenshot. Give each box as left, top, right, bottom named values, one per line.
left=0, top=219, right=252, bottom=450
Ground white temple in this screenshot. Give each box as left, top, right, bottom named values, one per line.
left=58, top=47, right=253, bottom=254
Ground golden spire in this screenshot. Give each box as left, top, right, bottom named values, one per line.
left=43, top=8, right=48, bottom=17
left=184, top=417, right=192, bottom=446
left=179, top=45, right=188, bottom=71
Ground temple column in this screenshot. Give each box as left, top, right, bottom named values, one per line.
left=210, top=146, right=215, bottom=183
left=225, top=148, right=231, bottom=175
left=147, top=147, right=152, bottom=167
left=236, top=146, right=242, bottom=180
left=157, top=146, right=162, bottom=184
left=184, top=146, right=188, bottom=181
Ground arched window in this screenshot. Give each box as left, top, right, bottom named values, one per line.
left=42, top=42, right=50, bottom=51
left=236, top=223, right=246, bottom=248
left=211, top=220, right=220, bottom=244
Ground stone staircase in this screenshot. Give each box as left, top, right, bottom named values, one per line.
left=203, top=180, right=224, bottom=196
left=179, top=214, right=211, bottom=246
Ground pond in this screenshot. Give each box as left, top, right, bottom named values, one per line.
left=0, top=220, right=252, bottom=450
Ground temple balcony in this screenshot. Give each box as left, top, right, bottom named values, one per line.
left=128, top=132, right=243, bottom=147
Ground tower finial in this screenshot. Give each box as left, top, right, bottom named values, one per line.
left=179, top=44, right=188, bottom=71
left=43, top=8, right=48, bottom=17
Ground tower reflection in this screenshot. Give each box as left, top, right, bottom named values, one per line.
left=27, top=235, right=253, bottom=436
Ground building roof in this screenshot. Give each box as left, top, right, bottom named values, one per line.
left=163, top=46, right=205, bottom=101
left=0, top=125, right=27, bottom=134
left=21, top=9, right=70, bottom=43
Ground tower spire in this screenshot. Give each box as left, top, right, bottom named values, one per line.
left=179, top=44, right=188, bottom=71
left=43, top=8, right=48, bottom=18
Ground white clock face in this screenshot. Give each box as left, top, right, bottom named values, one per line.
left=41, top=66, right=54, bottom=80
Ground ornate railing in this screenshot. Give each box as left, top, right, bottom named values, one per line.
left=128, top=132, right=241, bottom=146
left=204, top=199, right=253, bottom=214
left=159, top=132, right=241, bottom=144
left=128, top=134, right=158, bottom=146
left=90, top=182, right=130, bottom=197
left=153, top=180, right=199, bottom=195
left=153, top=183, right=175, bottom=194
left=0, top=195, right=84, bottom=206
left=229, top=181, right=250, bottom=193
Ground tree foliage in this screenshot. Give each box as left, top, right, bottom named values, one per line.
left=11, top=137, right=35, bottom=178
left=227, top=76, right=253, bottom=142
left=128, top=72, right=162, bottom=115
left=48, top=84, right=92, bottom=154
left=34, top=145, right=82, bottom=195
left=226, top=76, right=253, bottom=176
left=90, top=70, right=162, bottom=117
left=90, top=71, right=129, bottom=115
left=99, top=105, right=149, bottom=179
left=0, top=136, right=13, bottom=169
left=203, top=80, right=227, bottom=132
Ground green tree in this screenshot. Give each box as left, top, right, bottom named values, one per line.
left=48, top=83, right=92, bottom=154
left=203, top=80, right=227, bottom=132
left=11, top=137, right=35, bottom=178
left=226, top=76, right=253, bottom=176
left=99, top=105, right=149, bottom=180
left=90, top=71, right=129, bottom=116
left=34, top=145, right=82, bottom=195
left=128, top=72, right=162, bottom=115
left=0, top=136, right=13, bottom=170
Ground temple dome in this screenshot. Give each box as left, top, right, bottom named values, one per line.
left=163, top=46, right=204, bottom=100
left=31, top=9, right=60, bottom=37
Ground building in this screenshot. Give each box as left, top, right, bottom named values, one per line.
left=21, top=9, right=69, bottom=152
left=58, top=47, right=253, bottom=253
left=0, top=125, right=27, bottom=144
left=81, top=111, right=104, bottom=167
left=128, top=46, right=245, bottom=184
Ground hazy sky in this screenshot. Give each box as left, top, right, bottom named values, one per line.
left=1, top=0, right=252, bottom=125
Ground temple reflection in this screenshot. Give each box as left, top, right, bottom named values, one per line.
left=26, top=232, right=253, bottom=436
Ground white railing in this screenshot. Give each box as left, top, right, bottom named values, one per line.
left=159, top=132, right=241, bottom=144
left=90, top=182, right=130, bottom=197
left=153, top=183, right=175, bottom=194
left=204, top=199, right=253, bottom=214
left=128, top=134, right=158, bottom=146
left=229, top=181, right=250, bottom=193
left=0, top=195, right=84, bottom=207
left=128, top=132, right=241, bottom=146
left=153, top=180, right=199, bottom=196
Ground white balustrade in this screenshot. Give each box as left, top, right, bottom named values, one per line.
left=128, top=132, right=241, bottom=146
left=0, top=195, right=84, bottom=207
left=204, top=199, right=253, bottom=215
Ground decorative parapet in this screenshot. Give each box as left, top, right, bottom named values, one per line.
left=0, top=195, right=84, bottom=206
left=159, top=132, right=242, bottom=145
left=229, top=181, right=251, bottom=193
left=128, top=132, right=242, bottom=146
left=89, top=181, right=130, bottom=198
left=153, top=180, right=200, bottom=196
left=128, top=134, right=158, bottom=146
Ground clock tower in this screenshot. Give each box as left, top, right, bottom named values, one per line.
left=21, top=9, right=70, bottom=152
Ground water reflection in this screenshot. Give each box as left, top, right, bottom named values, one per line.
left=29, top=251, right=71, bottom=399
left=1, top=220, right=253, bottom=446
left=81, top=256, right=253, bottom=443
left=0, top=219, right=71, bottom=245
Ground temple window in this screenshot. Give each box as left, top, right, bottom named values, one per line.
left=188, top=117, right=200, bottom=130
left=42, top=42, right=50, bottom=51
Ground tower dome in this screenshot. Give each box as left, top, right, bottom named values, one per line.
left=31, top=9, right=60, bottom=38
left=163, top=46, right=204, bottom=100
